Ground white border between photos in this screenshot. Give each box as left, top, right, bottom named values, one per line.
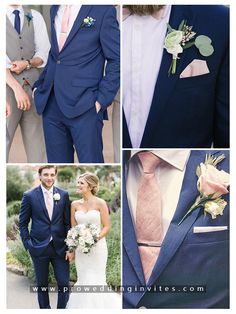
left=1, top=0, right=235, bottom=313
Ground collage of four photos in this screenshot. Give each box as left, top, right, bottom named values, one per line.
left=5, top=2, right=230, bottom=310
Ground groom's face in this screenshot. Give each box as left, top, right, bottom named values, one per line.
left=39, top=168, right=56, bottom=190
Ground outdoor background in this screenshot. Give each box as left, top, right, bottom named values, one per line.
left=6, top=165, right=121, bottom=308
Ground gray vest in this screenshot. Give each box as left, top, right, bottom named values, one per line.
left=6, top=6, right=41, bottom=89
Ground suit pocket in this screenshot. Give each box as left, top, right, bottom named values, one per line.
left=175, top=71, right=214, bottom=90
left=184, top=227, right=229, bottom=244
left=193, top=226, right=228, bottom=233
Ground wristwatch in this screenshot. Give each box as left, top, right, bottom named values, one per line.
left=26, top=59, right=32, bottom=70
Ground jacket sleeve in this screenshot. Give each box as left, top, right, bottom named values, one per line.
left=63, top=192, right=71, bottom=235
left=213, top=6, right=229, bottom=148
left=19, top=192, right=32, bottom=250
left=97, top=6, right=120, bottom=110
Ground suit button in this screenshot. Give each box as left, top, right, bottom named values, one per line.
left=20, top=47, right=23, bottom=49
left=139, top=306, right=147, bottom=309
left=57, top=60, right=61, bottom=64
left=21, top=57, right=24, bottom=60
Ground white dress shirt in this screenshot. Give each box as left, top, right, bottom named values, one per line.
left=6, top=6, right=50, bottom=67
left=54, top=5, right=82, bottom=44
left=41, top=184, right=54, bottom=213
left=123, top=6, right=172, bottom=148
left=126, top=150, right=190, bottom=237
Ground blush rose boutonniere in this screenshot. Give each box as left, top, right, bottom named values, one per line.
left=178, top=154, right=229, bottom=225
left=164, top=20, right=214, bottom=76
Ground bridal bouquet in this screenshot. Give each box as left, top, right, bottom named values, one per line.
left=65, top=223, right=100, bottom=254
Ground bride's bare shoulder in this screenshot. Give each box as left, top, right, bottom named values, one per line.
left=71, top=199, right=83, bottom=209
left=94, top=196, right=107, bottom=208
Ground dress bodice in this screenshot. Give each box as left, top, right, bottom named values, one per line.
left=74, top=210, right=101, bottom=229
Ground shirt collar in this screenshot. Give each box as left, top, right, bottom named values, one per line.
left=41, top=184, right=54, bottom=194
left=7, top=5, right=23, bottom=15
left=130, top=150, right=190, bottom=171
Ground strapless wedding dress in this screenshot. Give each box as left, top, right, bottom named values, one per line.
left=67, top=210, right=121, bottom=309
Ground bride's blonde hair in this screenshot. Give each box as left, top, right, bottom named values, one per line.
left=78, top=172, right=99, bottom=195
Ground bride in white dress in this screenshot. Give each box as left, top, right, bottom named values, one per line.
left=66, top=172, right=121, bottom=309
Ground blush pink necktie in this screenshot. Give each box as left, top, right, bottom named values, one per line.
left=45, top=191, right=53, bottom=220
left=136, top=151, right=163, bottom=283
left=58, top=5, right=71, bottom=51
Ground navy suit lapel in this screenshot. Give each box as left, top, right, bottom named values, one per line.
left=123, top=154, right=145, bottom=285
left=141, top=5, right=196, bottom=147
left=60, top=5, right=92, bottom=53
left=147, top=150, right=220, bottom=286
left=36, top=186, right=50, bottom=221
left=51, top=187, right=59, bottom=221
left=51, top=5, right=60, bottom=55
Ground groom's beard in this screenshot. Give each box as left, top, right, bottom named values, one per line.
left=124, top=5, right=165, bottom=16
left=41, top=181, right=54, bottom=189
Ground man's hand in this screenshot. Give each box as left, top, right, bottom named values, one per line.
left=10, top=60, right=28, bottom=75
left=14, top=85, right=31, bottom=111
left=65, top=251, right=75, bottom=263
left=95, top=101, right=101, bottom=113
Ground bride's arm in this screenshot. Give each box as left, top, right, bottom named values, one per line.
left=65, top=202, right=77, bottom=262
left=99, top=199, right=110, bottom=240
left=70, top=202, right=77, bottom=227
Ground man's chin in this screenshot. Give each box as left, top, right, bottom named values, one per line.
left=43, top=183, right=54, bottom=189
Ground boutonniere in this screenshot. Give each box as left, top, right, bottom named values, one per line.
left=80, top=16, right=96, bottom=29
left=25, top=12, right=33, bottom=26
left=178, top=154, right=229, bottom=225
left=53, top=193, right=61, bottom=203
left=164, top=20, right=214, bottom=76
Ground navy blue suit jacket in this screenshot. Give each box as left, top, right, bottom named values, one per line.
left=34, top=5, right=120, bottom=119
left=123, top=5, right=229, bottom=148
left=19, top=186, right=70, bottom=257
left=123, top=150, right=229, bottom=308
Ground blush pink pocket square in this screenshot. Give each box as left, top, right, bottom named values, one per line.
left=180, top=59, right=210, bottom=78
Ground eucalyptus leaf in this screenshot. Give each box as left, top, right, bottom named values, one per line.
left=199, top=44, right=214, bottom=57
left=183, top=41, right=195, bottom=49
left=195, top=35, right=212, bottom=48
left=167, top=23, right=173, bottom=33
left=178, top=19, right=185, bottom=31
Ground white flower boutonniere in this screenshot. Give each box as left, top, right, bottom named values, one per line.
left=178, top=154, right=229, bottom=225
left=53, top=193, right=61, bottom=202
left=164, top=20, right=214, bottom=76
left=80, top=16, right=96, bottom=29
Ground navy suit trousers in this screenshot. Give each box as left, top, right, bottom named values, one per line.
left=42, top=88, right=104, bottom=163
left=30, top=241, right=70, bottom=309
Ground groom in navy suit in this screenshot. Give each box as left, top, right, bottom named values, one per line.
left=123, top=5, right=229, bottom=148
left=33, top=5, right=120, bottom=163
left=123, top=150, right=229, bottom=308
left=19, top=165, right=72, bottom=309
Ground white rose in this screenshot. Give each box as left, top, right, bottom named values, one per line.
left=204, top=199, right=227, bottom=219
left=82, top=247, right=89, bottom=253
left=164, top=30, right=183, bottom=58
left=79, top=238, right=85, bottom=246
left=53, top=193, right=60, bottom=201
left=166, top=44, right=183, bottom=58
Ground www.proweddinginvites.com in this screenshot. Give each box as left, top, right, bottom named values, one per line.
left=30, top=285, right=206, bottom=293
